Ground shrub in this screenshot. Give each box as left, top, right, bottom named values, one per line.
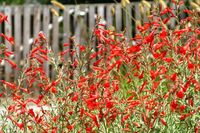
left=0, top=1, right=200, bottom=132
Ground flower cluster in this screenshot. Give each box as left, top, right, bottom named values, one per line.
left=0, top=1, right=200, bottom=132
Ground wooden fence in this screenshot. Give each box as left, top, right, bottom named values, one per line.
left=0, top=2, right=177, bottom=81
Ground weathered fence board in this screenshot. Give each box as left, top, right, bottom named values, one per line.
left=63, top=6, right=71, bottom=60
left=14, top=6, right=22, bottom=79
left=4, top=7, right=12, bottom=81
left=115, top=4, right=122, bottom=32
left=134, top=2, right=141, bottom=34
left=106, top=4, right=113, bottom=27
left=97, top=5, right=105, bottom=25
left=43, top=6, right=50, bottom=77
left=125, top=4, right=132, bottom=39
left=23, top=6, right=31, bottom=60
left=52, top=7, right=59, bottom=55
left=51, top=7, right=59, bottom=79
left=89, top=5, right=95, bottom=50
left=33, top=5, right=41, bottom=38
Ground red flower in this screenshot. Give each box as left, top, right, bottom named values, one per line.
left=51, top=87, right=57, bottom=93
left=188, top=60, right=195, bottom=69
left=159, top=29, right=167, bottom=39
left=160, top=118, right=167, bottom=126
left=1, top=80, right=17, bottom=90
left=8, top=116, right=24, bottom=130
left=150, top=70, right=158, bottom=80
left=0, top=13, right=8, bottom=23
left=4, top=58, right=17, bottom=69
left=103, top=82, right=110, bottom=88
left=139, top=80, right=147, bottom=93
left=176, top=89, right=184, bottom=99
left=28, top=109, right=35, bottom=117
left=38, top=32, right=47, bottom=42
left=179, top=105, right=186, bottom=112
left=127, top=45, right=141, bottom=53
left=189, top=99, right=194, bottom=107
left=0, top=33, right=14, bottom=45
left=122, top=114, right=131, bottom=124
left=170, top=100, right=178, bottom=112
left=84, top=112, right=99, bottom=128
left=180, top=111, right=195, bottom=121
left=170, top=73, right=177, bottom=81
left=71, top=92, right=79, bottom=102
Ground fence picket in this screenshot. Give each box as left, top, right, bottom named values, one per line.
left=23, top=6, right=31, bottom=60
left=115, top=4, right=122, bottom=32
left=52, top=8, right=59, bottom=55
left=73, top=6, right=82, bottom=79
left=52, top=7, right=59, bottom=79
left=74, top=6, right=81, bottom=45
left=134, top=3, right=141, bottom=34
left=63, top=6, right=71, bottom=60
left=33, top=5, right=41, bottom=38
left=14, top=6, right=22, bottom=79
left=97, top=5, right=105, bottom=24
left=43, top=6, right=50, bottom=77
left=4, top=6, right=12, bottom=81
left=170, top=2, right=176, bottom=29
left=89, top=4, right=95, bottom=50
left=106, top=4, right=113, bottom=27
left=125, top=4, right=132, bottom=39
left=88, top=5, right=96, bottom=69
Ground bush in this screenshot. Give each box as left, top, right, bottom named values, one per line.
left=0, top=1, right=200, bottom=132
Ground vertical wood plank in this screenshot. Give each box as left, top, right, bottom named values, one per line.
left=142, top=5, right=148, bottom=23
left=88, top=4, right=96, bottom=70
left=52, top=7, right=59, bottom=79
left=33, top=5, right=41, bottom=96
left=106, top=4, right=113, bottom=27
left=80, top=5, right=88, bottom=73
left=73, top=6, right=81, bottom=79
left=97, top=5, right=105, bottom=24
left=170, top=2, right=176, bottom=29
left=134, top=3, right=141, bottom=34
left=14, top=6, right=22, bottom=79
left=115, top=4, right=122, bottom=32
left=52, top=8, right=59, bottom=55
left=4, top=6, right=12, bottom=81
left=89, top=5, right=95, bottom=50
left=43, top=5, right=50, bottom=77
left=80, top=5, right=88, bottom=44
left=33, top=5, right=41, bottom=38
left=23, top=6, right=31, bottom=59
left=43, top=6, right=50, bottom=40
left=89, top=5, right=95, bottom=34
left=74, top=6, right=81, bottom=46
left=125, top=4, right=132, bottom=39
left=63, top=6, right=71, bottom=60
